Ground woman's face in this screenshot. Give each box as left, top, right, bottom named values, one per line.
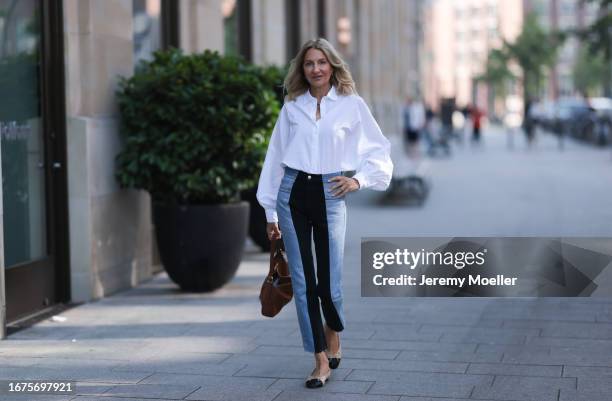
left=303, top=48, right=333, bottom=91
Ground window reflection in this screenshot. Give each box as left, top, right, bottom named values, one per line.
left=0, top=0, right=46, bottom=268
left=133, top=0, right=162, bottom=67
left=222, top=0, right=238, bottom=56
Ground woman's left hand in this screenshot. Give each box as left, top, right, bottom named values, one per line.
left=329, top=176, right=360, bottom=197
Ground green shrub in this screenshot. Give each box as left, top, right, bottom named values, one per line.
left=115, top=48, right=280, bottom=204
left=254, top=64, right=288, bottom=106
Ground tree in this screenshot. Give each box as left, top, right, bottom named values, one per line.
left=477, top=48, right=514, bottom=98
left=573, top=45, right=608, bottom=96
left=476, top=48, right=515, bottom=120
left=578, top=0, right=612, bottom=95
left=504, top=12, right=564, bottom=101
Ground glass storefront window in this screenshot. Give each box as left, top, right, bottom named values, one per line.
left=222, top=0, right=239, bottom=56
left=0, top=0, right=46, bottom=268
left=133, top=0, right=162, bottom=67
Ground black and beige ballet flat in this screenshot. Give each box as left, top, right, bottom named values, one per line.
left=326, top=345, right=342, bottom=369
left=305, top=368, right=331, bottom=388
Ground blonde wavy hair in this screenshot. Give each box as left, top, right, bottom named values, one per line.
left=284, top=38, right=356, bottom=101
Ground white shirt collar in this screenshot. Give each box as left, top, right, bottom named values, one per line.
left=299, top=85, right=338, bottom=104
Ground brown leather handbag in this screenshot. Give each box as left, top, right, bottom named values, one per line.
left=260, top=239, right=293, bottom=317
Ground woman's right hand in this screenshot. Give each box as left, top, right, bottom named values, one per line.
left=267, top=223, right=282, bottom=241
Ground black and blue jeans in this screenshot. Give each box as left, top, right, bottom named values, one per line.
left=276, top=167, right=346, bottom=353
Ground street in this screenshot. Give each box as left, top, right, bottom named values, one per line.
left=1, top=126, right=612, bottom=401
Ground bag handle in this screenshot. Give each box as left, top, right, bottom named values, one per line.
left=267, top=239, right=281, bottom=276
left=268, top=239, right=289, bottom=277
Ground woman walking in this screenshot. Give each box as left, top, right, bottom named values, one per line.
left=256, top=38, right=393, bottom=388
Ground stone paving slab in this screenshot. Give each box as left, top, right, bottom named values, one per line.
left=250, top=344, right=401, bottom=360
left=471, top=375, right=576, bottom=401
left=70, top=398, right=178, bottom=401
left=438, top=332, right=528, bottom=345
left=559, top=390, right=612, bottom=401
left=397, top=398, right=499, bottom=401
left=139, top=372, right=276, bottom=390
left=70, top=382, right=117, bottom=396
left=27, top=356, right=129, bottom=371
left=417, top=322, right=524, bottom=334
left=563, top=365, right=612, bottom=378
left=474, top=343, right=551, bottom=354
left=226, top=354, right=353, bottom=379
left=273, top=390, right=401, bottom=401
left=0, top=356, right=44, bottom=367
left=370, top=328, right=441, bottom=342
left=71, top=396, right=174, bottom=401
left=269, top=378, right=374, bottom=394
left=502, top=348, right=612, bottom=366
left=577, top=377, right=612, bottom=392
left=111, top=360, right=245, bottom=376
left=0, top=339, right=149, bottom=359
left=186, top=388, right=282, bottom=401
left=380, top=317, right=504, bottom=328
left=596, top=312, right=612, bottom=322
left=0, top=365, right=149, bottom=383
left=525, top=336, right=612, bottom=350
left=181, top=324, right=296, bottom=338
left=0, top=395, right=75, bottom=401
left=101, top=384, right=200, bottom=399
left=138, top=373, right=282, bottom=400
left=466, top=362, right=562, bottom=377
left=342, top=339, right=479, bottom=353
left=131, top=336, right=259, bottom=355
left=539, top=322, right=612, bottom=339
left=396, top=350, right=503, bottom=363
left=336, top=357, right=469, bottom=374
left=348, top=370, right=493, bottom=398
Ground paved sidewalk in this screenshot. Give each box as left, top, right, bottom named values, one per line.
left=1, top=128, right=612, bottom=401
left=2, top=248, right=612, bottom=401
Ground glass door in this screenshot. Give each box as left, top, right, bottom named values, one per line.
left=0, top=0, right=68, bottom=322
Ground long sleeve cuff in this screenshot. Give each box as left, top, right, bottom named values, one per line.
left=352, top=172, right=368, bottom=190
left=265, top=209, right=278, bottom=223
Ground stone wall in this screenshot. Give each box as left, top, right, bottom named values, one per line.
left=179, top=0, right=223, bottom=54
left=251, top=0, right=287, bottom=66
left=64, top=0, right=152, bottom=302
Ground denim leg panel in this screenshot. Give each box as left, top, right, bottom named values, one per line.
left=322, top=172, right=347, bottom=328
left=276, top=169, right=315, bottom=353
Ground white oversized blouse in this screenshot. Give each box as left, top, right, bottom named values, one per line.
left=256, top=85, right=393, bottom=223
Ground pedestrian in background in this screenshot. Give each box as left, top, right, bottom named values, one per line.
left=422, top=105, right=436, bottom=154
left=256, top=38, right=393, bottom=389
left=471, top=104, right=484, bottom=143
left=403, top=96, right=426, bottom=158
left=523, top=98, right=536, bottom=147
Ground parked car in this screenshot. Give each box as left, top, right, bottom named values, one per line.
left=553, top=97, right=597, bottom=140
left=531, top=100, right=556, bottom=131
left=589, top=97, right=612, bottom=146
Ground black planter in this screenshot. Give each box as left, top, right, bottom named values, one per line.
left=152, top=201, right=249, bottom=292
left=241, top=187, right=270, bottom=252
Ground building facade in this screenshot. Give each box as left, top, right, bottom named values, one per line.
left=422, top=0, right=602, bottom=118
left=423, top=0, right=523, bottom=113
left=525, top=0, right=600, bottom=98
left=0, top=0, right=421, bottom=338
